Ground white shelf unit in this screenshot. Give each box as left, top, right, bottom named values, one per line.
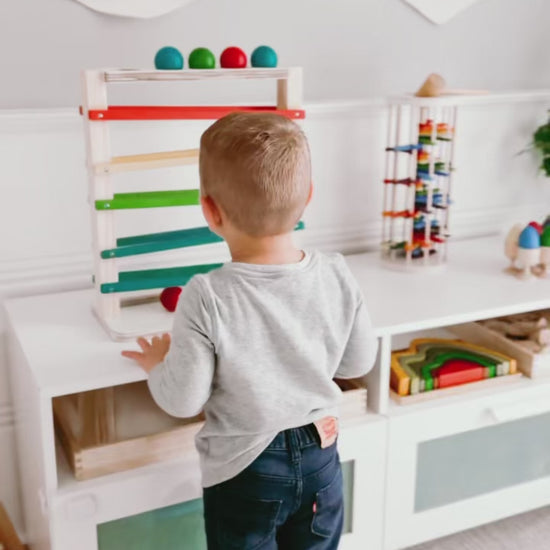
left=345, top=235, right=550, bottom=549
left=6, top=235, right=550, bottom=550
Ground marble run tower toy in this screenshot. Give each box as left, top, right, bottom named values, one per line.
left=381, top=97, right=457, bottom=269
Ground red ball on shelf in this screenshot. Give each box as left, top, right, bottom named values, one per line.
left=160, top=287, right=182, bottom=312
left=220, top=47, right=247, bottom=69
left=528, top=221, right=543, bottom=234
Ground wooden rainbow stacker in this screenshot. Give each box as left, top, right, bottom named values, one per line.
left=390, top=338, right=521, bottom=404
left=81, top=67, right=305, bottom=340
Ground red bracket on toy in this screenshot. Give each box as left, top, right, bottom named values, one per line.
left=82, top=105, right=306, bottom=121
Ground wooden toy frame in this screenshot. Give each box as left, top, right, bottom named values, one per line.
left=81, top=68, right=304, bottom=340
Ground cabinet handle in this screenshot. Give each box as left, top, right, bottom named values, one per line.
left=487, top=400, right=550, bottom=423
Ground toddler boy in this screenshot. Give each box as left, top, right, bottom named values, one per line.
left=122, top=112, right=378, bottom=549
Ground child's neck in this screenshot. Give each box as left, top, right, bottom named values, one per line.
left=227, top=232, right=304, bottom=265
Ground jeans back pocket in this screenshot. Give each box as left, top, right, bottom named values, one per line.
left=217, top=491, right=282, bottom=550
left=311, top=467, right=344, bottom=539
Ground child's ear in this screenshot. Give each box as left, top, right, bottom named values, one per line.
left=201, top=195, right=223, bottom=233
left=306, top=182, right=314, bottom=205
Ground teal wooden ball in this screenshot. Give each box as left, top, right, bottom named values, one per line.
left=155, top=47, right=184, bottom=70
left=251, top=45, right=278, bottom=68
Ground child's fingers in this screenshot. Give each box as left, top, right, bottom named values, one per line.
left=162, top=333, right=171, bottom=345
left=137, top=337, right=151, bottom=351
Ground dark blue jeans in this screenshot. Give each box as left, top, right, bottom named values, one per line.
left=203, top=424, right=343, bottom=549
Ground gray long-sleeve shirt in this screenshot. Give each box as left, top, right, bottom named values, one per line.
left=147, top=250, right=378, bottom=487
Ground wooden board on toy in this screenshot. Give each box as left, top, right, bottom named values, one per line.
left=450, top=313, right=550, bottom=378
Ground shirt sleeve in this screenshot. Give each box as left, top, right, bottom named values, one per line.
left=335, top=299, right=378, bottom=379
left=333, top=253, right=379, bottom=379
left=147, top=277, right=216, bottom=418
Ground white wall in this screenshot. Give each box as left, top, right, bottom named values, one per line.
left=1, top=0, right=550, bottom=108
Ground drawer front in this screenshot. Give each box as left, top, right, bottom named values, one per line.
left=415, top=412, right=550, bottom=512
left=339, top=418, right=387, bottom=550
left=385, top=393, right=550, bottom=549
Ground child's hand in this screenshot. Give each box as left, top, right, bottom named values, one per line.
left=121, top=334, right=171, bottom=373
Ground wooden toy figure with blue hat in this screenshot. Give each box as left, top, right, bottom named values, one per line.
left=504, top=216, right=550, bottom=278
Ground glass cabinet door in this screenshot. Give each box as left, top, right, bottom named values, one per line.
left=98, top=499, right=207, bottom=550
left=415, top=412, right=550, bottom=512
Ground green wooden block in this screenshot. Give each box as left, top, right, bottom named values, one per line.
left=100, top=263, right=223, bottom=293
left=101, top=227, right=223, bottom=259
left=95, top=190, right=200, bottom=210
left=100, top=221, right=305, bottom=259
left=414, top=350, right=498, bottom=390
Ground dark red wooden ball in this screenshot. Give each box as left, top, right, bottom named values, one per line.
left=528, top=221, right=543, bottom=235
left=220, top=47, right=247, bottom=68
left=160, top=287, right=182, bottom=312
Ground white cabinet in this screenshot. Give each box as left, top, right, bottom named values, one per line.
left=384, top=377, right=550, bottom=549
left=345, top=236, right=550, bottom=549
left=5, top=289, right=388, bottom=550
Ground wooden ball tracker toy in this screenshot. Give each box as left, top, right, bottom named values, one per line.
left=80, top=64, right=305, bottom=339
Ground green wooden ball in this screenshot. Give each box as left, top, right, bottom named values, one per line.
left=189, top=47, right=216, bottom=69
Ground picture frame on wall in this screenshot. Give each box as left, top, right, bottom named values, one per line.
left=72, top=0, right=198, bottom=18
left=403, top=0, right=482, bottom=25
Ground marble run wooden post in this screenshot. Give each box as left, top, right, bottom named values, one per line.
left=81, top=70, right=120, bottom=320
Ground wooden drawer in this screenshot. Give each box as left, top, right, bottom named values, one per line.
left=53, top=382, right=204, bottom=481
left=335, top=377, right=368, bottom=420
left=54, top=379, right=368, bottom=481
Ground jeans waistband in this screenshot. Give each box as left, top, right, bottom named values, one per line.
left=266, top=424, right=319, bottom=450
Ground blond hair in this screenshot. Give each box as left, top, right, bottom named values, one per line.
left=199, top=112, right=311, bottom=236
